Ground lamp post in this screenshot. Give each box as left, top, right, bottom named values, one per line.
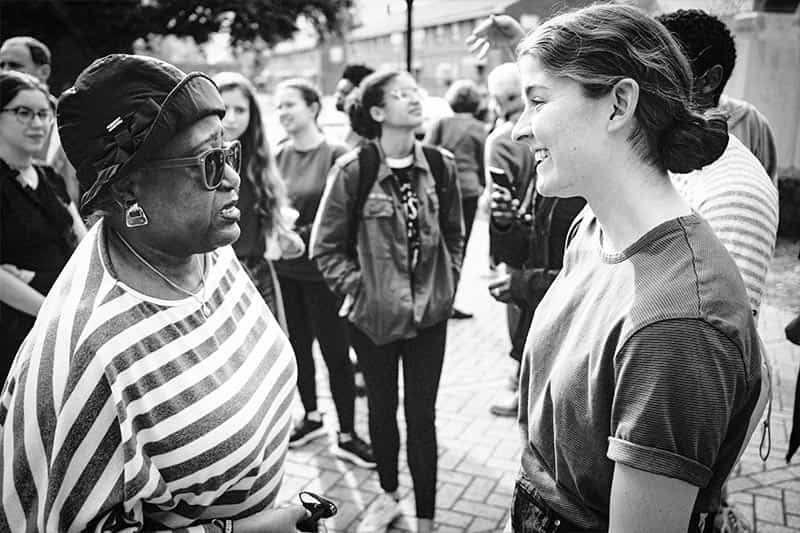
left=406, top=0, right=413, bottom=74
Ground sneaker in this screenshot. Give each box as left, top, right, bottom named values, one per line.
left=489, top=391, right=518, bottom=417
left=334, top=434, right=377, bottom=468
left=289, top=416, right=326, bottom=449
left=714, top=504, right=753, bottom=533
left=356, top=493, right=402, bottom=533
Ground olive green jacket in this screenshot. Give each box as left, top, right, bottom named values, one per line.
left=310, top=141, right=464, bottom=345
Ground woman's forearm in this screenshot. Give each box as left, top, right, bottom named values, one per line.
left=0, top=269, right=45, bottom=316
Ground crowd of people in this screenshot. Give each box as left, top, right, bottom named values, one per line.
left=0, top=3, right=796, bottom=532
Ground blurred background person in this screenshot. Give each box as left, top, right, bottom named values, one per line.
left=424, top=78, right=486, bottom=320
left=274, top=77, right=375, bottom=468
left=0, top=36, right=78, bottom=203
left=334, top=63, right=375, bottom=149
left=213, top=71, right=304, bottom=333
left=657, top=11, right=780, bottom=532
left=0, top=71, right=85, bottom=382
left=311, top=69, right=464, bottom=533
left=657, top=9, right=777, bottom=184
left=480, top=63, right=585, bottom=418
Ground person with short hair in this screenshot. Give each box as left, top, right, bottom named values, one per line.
left=334, top=64, right=375, bottom=149
left=424, top=78, right=486, bottom=320
left=657, top=9, right=778, bottom=184
left=335, top=64, right=375, bottom=113
left=1, top=35, right=79, bottom=203
left=425, top=79, right=485, bottom=245
left=0, top=54, right=307, bottom=532
left=477, top=5, right=761, bottom=532
left=482, top=63, right=585, bottom=418
left=311, top=69, right=464, bottom=533
left=0, top=36, right=51, bottom=82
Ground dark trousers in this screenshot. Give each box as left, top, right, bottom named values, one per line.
left=462, top=195, right=479, bottom=246
left=279, top=275, right=355, bottom=434
left=349, top=321, right=448, bottom=519
left=511, top=477, right=573, bottom=533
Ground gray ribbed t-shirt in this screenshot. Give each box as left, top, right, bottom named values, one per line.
left=518, top=210, right=762, bottom=530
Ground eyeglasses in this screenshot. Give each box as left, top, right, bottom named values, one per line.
left=1, top=106, right=54, bottom=125
left=143, top=140, right=241, bottom=190
left=388, top=87, right=422, bottom=101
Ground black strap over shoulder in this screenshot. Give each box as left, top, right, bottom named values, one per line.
left=349, top=142, right=452, bottom=260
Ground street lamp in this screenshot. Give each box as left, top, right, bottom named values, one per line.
left=406, top=0, right=413, bottom=74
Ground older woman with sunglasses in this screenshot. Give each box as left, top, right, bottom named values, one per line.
left=0, top=71, right=86, bottom=382
left=0, top=55, right=309, bottom=532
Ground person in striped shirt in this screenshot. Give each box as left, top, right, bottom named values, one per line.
left=658, top=11, right=780, bottom=533
left=670, top=135, right=778, bottom=316
left=658, top=9, right=780, bottom=317
left=0, top=54, right=308, bottom=532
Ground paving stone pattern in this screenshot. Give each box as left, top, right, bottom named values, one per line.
left=277, top=215, right=800, bottom=532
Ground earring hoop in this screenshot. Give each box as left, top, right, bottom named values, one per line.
left=125, top=202, right=149, bottom=228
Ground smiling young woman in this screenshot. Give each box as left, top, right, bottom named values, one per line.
left=271, top=78, right=377, bottom=470
left=500, top=5, right=760, bottom=533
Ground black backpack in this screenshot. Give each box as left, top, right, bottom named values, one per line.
left=349, top=142, right=454, bottom=256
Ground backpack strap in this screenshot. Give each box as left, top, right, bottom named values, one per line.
left=421, top=144, right=452, bottom=232
left=349, top=143, right=453, bottom=258
left=348, top=142, right=381, bottom=259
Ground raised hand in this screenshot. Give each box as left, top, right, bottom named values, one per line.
left=466, top=14, right=525, bottom=59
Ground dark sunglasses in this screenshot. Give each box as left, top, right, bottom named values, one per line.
left=143, top=140, right=241, bottom=190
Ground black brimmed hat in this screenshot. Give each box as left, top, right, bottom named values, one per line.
left=57, top=54, right=225, bottom=212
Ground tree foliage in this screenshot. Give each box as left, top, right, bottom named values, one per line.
left=0, top=0, right=351, bottom=90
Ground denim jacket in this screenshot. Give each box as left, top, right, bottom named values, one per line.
left=310, top=141, right=464, bottom=345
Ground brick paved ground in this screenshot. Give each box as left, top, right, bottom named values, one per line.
left=277, top=212, right=800, bottom=532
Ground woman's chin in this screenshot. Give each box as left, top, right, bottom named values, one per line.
left=210, top=224, right=241, bottom=249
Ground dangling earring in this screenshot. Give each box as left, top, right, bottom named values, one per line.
left=125, top=202, right=149, bottom=228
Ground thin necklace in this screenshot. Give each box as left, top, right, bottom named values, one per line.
left=112, top=228, right=211, bottom=318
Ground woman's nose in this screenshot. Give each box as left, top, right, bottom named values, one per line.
left=222, top=162, right=241, bottom=191
left=511, top=120, right=530, bottom=143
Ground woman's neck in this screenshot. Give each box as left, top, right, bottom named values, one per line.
left=587, top=161, right=691, bottom=253
left=379, top=128, right=415, bottom=158
left=290, top=125, right=324, bottom=151
left=0, top=145, right=33, bottom=170
left=107, top=222, right=203, bottom=293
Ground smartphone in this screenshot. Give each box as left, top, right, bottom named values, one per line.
left=489, top=166, right=517, bottom=198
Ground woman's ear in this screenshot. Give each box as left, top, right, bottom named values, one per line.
left=369, top=105, right=386, bottom=124
left=697, top=65, right=724, bottom=95
left=108, top=173, right=139, bottom=209
left=607, top=78, right=639, bottom=133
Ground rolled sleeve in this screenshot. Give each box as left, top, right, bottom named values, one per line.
left=608, top=319, right=749, bottom=487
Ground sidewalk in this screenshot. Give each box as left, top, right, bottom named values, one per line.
left=277, top=213, right=800, bottom=532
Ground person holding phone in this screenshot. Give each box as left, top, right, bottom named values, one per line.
left=486, top=165, right=584, bottom=419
